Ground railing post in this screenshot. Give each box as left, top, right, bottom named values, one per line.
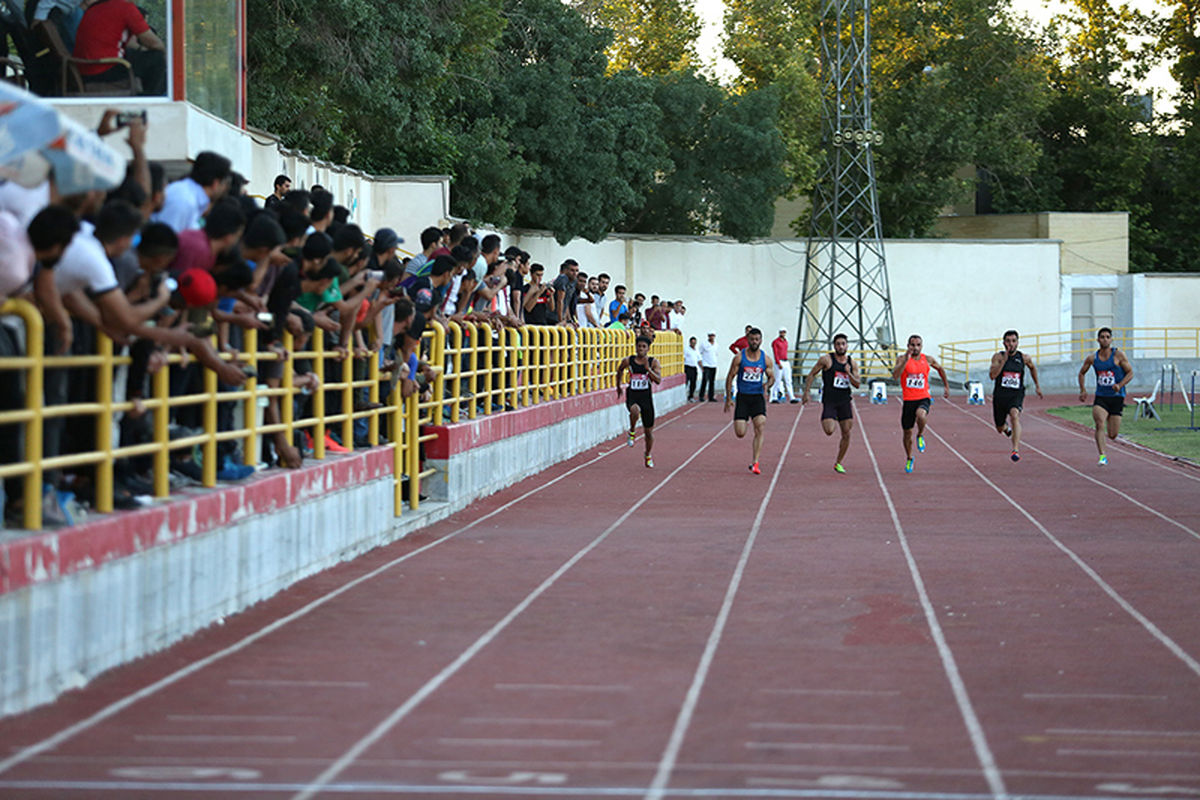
left=202, top=339, right=218, bottom=487
left=312, top=327, right=325, bottom=459
left=242, top=326, right=259, bottom=466
left=391, top=381, right=404, bottom=517
left=152, top=360, right=169, bottom=498
left=406, top=390, right=420, bottom=509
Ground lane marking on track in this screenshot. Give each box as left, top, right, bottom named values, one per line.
left=1024, top=693, right=1167, bottom=701
left=1047, top=728, right=1200, bottom=738
left=1059, top=749, right=1200, bottom=759
left=133, top=735, right=298, bottom=743
left=494, top=683, right=631, bottom=693
left=1032, top=408, right=1200, bottom=484
left=0, top=402, right=706, bottom=779
left=926, top=425, right=1200, bottom=683
left=744, top=742, right=912, bottom=752
left=463, top=718, right=615, bottom=728
left=645, top=404, right=805, bottom=800
left=858, top=417, right=1009, bottom=800
left=166, top=714, right=320, bottom=723
left=760, top=688, right=902, bottom=696
left=290, top=418, right=734, bottom=800
left=952, top=404, right=1200, bottom=541
left=437, top=739, right=601, bottom=748
left=748, top=722, right=906, bottom=732
left=226, top=679, right=370, bottom=688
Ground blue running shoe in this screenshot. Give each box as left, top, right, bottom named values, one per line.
left=905, top=458, right=914, bottom=474
left=917, top=435, right=926, bottom=453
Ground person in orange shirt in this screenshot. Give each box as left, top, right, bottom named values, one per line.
left=892, top=334, right=949, bottom=473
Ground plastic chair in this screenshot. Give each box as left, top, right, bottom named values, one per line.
left=33, top=20, right=140, bottom=97
left=1133, top=379, right=1161, bottom=421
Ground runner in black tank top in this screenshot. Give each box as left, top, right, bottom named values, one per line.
left=616, top=335, right=661, bottom=467
left=988, top=329, right=1043, bottom=462
left=801, top=333, right=861, bottom=473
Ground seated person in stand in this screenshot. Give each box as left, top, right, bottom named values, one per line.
left=72, top=0, right=165, bottom=95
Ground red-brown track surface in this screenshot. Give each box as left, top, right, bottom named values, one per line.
left=1, top=394, right=1198, bottom=800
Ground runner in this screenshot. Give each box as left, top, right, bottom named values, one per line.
left=1077, top=326, right=1134, bottom=466
left=724, top=327, right=775, bottom=474
left=616, top=335, right=662, bottom=468
left=800, top=333, right=860, bottom=473
left=892, top=334, right=950, bottom=473
left=988, top=329, right=1043, bottom=462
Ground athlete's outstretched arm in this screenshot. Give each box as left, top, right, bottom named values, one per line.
left=891, top=351, right=909, bottom=381
left=723, top=354, right=740, bottom=410
left=800, top=354, right=829, bottom=404
left=848, top=355, right=861, bottom=388
left=928, top=356, right=951, bottom=398
left=763, top=357, right=776, bottom=396
left=1027, top=357, right=1044, bottom=398
left=1078, top=354, right=1095, bottom=402
left=615, top=357, right=629, bottom=397
left=1115, top=350, right=1134, bottom=391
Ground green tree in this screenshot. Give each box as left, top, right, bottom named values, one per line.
left=569, top=0, right=701, bottom=75
left=868, top=0, right=1049, bottom=236
left=722, top=0, right=821, bottom=202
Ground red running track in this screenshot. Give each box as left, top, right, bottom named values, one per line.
left=1, top=394, right=1199, bottom=799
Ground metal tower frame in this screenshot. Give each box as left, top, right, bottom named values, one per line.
left=796, top=0, right=896, bottom=371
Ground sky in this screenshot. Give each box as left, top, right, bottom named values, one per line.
left=689, top=0, right=1179, bottom=107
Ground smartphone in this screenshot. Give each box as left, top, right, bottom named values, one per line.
left=115, top=110, right=147, bottom=128
left=256, top=312, right=274, bottom=324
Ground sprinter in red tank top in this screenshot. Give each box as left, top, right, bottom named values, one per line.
left=891, top=334, right=950, bottom=473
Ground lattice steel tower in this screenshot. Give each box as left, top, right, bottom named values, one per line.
left=796, top=0, right=895, bottom=368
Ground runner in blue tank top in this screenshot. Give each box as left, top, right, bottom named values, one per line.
left=1077, top=326, right=1134, bottom=466
left=724, top=327, right=776, bottom=474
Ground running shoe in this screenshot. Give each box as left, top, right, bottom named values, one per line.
left=645, top=454, right=654, bottom=468
left=1011, top=450, right=1020, bottom=462
left=1003, top=427, right=1012, bottom=437
left=324, top=434, right=350, bottom=453
left=833, top=463, right=846, bottom=474
left=749, top=462, right=761, bottom=475
left=917, top=435, right=926, bottom=453
left=1099, top=454, right=1108, bottom=466
left=905, top=458, right=914, bottom=473
left=627, top=430, right=636, bottom=447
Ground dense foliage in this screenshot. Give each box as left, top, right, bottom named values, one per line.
left=249, top=0, right=1200, bottom=269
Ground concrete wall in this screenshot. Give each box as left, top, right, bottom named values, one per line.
left=508, top=232, right=1063, bottom=357
left=932, top=212, right=1129, bottom=274
left=0, top=382, right=687, bottom=718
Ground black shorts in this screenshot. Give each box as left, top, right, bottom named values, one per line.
left=821, top=399, right=853, bottom=421
left=992, top=392, right=1023, bottom=427
left=734, top=392, right=767, bottom=421
left=1093, top=395, right=1124, bottom=417
left=626, top=390, right=656, bottom=427
left=901, top=398, right=932, bottom=430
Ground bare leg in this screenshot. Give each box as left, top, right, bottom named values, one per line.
left=1092, top=405, right=1108, bottom=456
left=752, top=415, right=766, bottom=463
left=1107, top=413, right=1122, bottom=441
left=821, top=418, right=836, bottom=436
left=903, top=428, right=914, bottom=458
left=734, top=419, right=748, bottom=439
left=837, top=418, right=853, bottom=464
left=915, top=407, right=929, bottom=439
left=643, top=425, right=654, bottom=457
left=629, top=405, right=640, bottom=435
left=1009, top=407, right=1022, bottom=452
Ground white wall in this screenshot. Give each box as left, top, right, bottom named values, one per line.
left=508, top=232, right=1063, bottom=356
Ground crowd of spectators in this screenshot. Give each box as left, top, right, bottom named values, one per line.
left=0, top=111, right=689, bottom=527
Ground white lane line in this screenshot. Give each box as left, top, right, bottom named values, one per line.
left=760, top=688, right=901, bottom=696
left=1025, top=693, right=1167, bottom=701
left=749, top=722, right=905, bottom=731
left=858, top=418, right=1010, bottom=800
left=645, top=404, right=805, bottom=800
left=167, top=714, right=319, bottom=722
left=134, top=734, right=297, bottom=743
left=1033, top=406, right=1200, bottom=484
left=290, top=419, right=734, bottom=800
left=437, top=738, right=601, bottom=748
left=0, top=402, right=705, bottom=780
left=954, top=405, right=1200, bottom=532
left=494, top=683, right=631, bottom=692
left=927, top=425, right=1200, bottom=682
left=1058, top=748, right=1200, bottom=758
left=1047, top=728, right=1200, bottom=737
left=226, top=679, right=370, bottom=688
left=745, top=742, right=911, bottom=752
left=462, top=717, right=615, bottom=727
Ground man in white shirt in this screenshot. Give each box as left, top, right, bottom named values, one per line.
left=153, top=152, right=232, bottom=232
left=683, top=335, right=700, bottom=401
left=698, top=331, right=719, bottom=401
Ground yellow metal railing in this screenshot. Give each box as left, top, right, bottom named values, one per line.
left=939, top=327, right=1200, bottom=381
left=0, top=300, right=682, bottom=531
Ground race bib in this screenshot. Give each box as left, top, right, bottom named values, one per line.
left=832, top=372, right=850, bottom=389
left=742, top=366, right=765, bottom=383
left=1000, top=371, right=1021, bottom=390
left=1096, top=370, right=1116, bottom=387
left=630, top=375, right=649, bottom=390
left=905, top=373, right=926, bottom=390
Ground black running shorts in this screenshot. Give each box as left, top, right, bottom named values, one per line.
left=734, top=393, right=767, bottom=421
left=901, top=398, right=931, bottom=430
